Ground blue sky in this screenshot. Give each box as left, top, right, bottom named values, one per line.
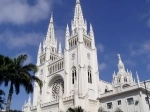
left=0, top=0, right=150, bottom=110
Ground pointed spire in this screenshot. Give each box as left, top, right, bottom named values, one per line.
left=90, top=23, right=94, bottom=37
left=113, top=71, right=116, bottom=77
left=136, top=71, right=140, bottom=81
left=50, top=14, right=53, bottom=23
left=58, top=42, right=62, bottom=57
left=117, top=54, right=125, bottom=72
left=90, top=24, right=95, bottom=49
left=65, top=24, right=70, bottom=50
left=66, top=24, right=70, bottom=36
left=38, top=42, right=42, bottom=54
left=127, top=69, right=128, bottom=73
left=136, top=71, right=140, bottom=87
left=72, top=0, right=84, bottom=30
left=45, top=14, right=56, bottom=45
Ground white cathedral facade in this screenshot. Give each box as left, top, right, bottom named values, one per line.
left=23, top=0, right=150, bottom=112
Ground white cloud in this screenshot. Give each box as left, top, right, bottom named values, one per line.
left=97, top=43, right=104, bottom=52
left=130, top=40, right=150, bottom=56
left=99, top=63, right=107, bottom=71
left=0, top=31, right=44, bottom=48
left=0, top=27, right=66, bottom=49
left=0, top=0, right=52, bottom=25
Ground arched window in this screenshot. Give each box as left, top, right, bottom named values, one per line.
left=124, top=77, right=127, bottom=82
left=88, top=66, right=92, bottom=84
left=118, top=78, right=121, bottom=83
left=72, top=66, right=76, bottom=84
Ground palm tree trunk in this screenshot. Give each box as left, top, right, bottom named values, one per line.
left=6, top=82, right=13, bottom=112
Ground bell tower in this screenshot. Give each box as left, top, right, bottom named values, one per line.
left=64, top=0, right=99, bottom=104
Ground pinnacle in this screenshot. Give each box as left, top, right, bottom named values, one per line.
left=66, top=24, right=69, bottom=30
left=76, top=0, right=80, bottom=4
left=50, top=14, right=53, bottom=23
left=90, top=23, right=93, bottom=30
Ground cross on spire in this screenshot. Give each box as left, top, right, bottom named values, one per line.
left=117, top=54, right=125, bottom=72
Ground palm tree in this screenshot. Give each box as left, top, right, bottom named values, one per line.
left=98, top=107, right=105, bottom=112
left=0, top=55, right=12, bottom=85
left=114, top=108, right=123, bottom=112
left=67, top=106, right=84, bottom=112
left=0, top=54, right=43, bottom=112
left=0, top=89, right=5, bottom=110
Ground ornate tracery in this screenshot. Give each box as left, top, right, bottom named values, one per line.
left=52, top=79, right=64, bottom=99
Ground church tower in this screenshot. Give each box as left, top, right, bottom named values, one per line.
left=64, top=0, right=99, bottom=104
left=112, top=54, right=134, bottom=88
left=24, top=0, right=100, bottom=112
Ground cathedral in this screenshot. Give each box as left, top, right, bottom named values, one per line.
left=23, top=0, right=150, bottom=112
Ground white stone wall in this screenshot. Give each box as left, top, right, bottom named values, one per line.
left=100, top=90, right=150, bottom=112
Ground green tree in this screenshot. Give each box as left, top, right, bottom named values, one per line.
left=0, top=54, right=43, bottom=112
left=0, top=89, right=5, bottom=110
left=67, top=106, right=84, bottom=112
left=98, top=107, right=105, bottom=112
left=114, top=108, right=123, bottom=112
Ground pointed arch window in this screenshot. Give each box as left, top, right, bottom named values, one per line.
left=72, top=66, right=76, bottom=84
left=124, top=77, right=127, bottom=82
left=88, top=66, right=92, bottom=84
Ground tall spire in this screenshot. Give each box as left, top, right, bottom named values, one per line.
left=90, top=24, right=95, bottom=49
left=136, top=72, right=140, bottom=87
left=72, top=0, right=85, bottom=30
left=50, top=14, right=53, bottom=23
left=117, top=54, right=125, bottom=72
left=65, top=24, right=70, bottom=50
left=90, top=23, right=94, bottom=37
left=38, top=42, right=42, bottom=54
left=45, top=14, right=56, bottom=45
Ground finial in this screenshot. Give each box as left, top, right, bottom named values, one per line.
left=136, top=71, right=139, bottom=80
left=90, top=23, right=93, bottom=30
left=50, top=14, right=53, bottom=23
left=117, top=54, right=121, bottom=60
left=113, top=71, right=116, bottom=75
left=136, top=71, right=140, bottom=87
left=127, top=69, right=128, bottom=73
left=66, top=24, right=69, bottom=31
left=66, top=24, right=70, bottom=37
left=38, top=42, right=42, bottom=52
left=76, top=0, right=80, bottom=4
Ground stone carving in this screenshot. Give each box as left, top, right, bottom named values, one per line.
left=52, top=79, right=64, bottom=99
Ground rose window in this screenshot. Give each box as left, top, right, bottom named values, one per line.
left=52, top=79, right=64, bottom=99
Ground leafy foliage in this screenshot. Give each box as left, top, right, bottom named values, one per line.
left=0, top=54, right=43, bottom=112
left=67, top=106, right=84, bottom=112
left=0, top=89, right=5, bottom=110
left=10, top=109, right=22, bottom=112
left=98, top=107, right=105, bottom=112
